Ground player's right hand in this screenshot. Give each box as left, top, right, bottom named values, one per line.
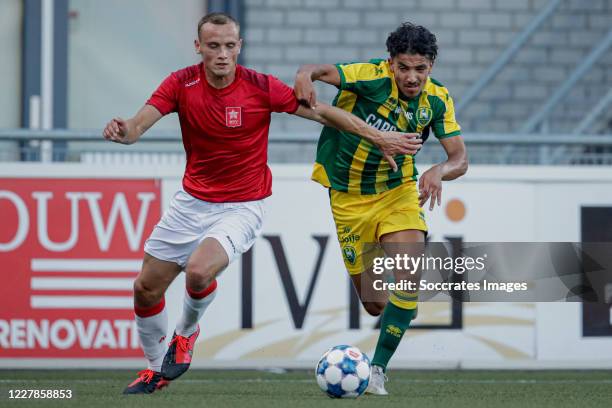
left=294, top=72, right=317, bottom=109
left=103, top=118, right=130, bottom=144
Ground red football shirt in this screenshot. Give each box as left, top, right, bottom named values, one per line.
left=146, top=63, right=299, bottom=202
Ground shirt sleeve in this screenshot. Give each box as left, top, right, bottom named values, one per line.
left=432, top=92, right=462, bottom=139
left=146, top=73, right=180, bottom=115
left=268, top=76, right=300, bottom=114
left=335, top=62, right=387, bottom=97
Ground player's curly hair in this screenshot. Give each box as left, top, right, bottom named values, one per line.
left=386, top=22, right=438, bottom=61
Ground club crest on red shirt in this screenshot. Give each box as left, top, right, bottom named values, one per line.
left=225, top=107, right=242, bottom=128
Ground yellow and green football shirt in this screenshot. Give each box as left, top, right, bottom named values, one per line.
left=312, top=58, right=461, bottom=195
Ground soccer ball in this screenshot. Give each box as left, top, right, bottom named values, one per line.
left=315, top=345, right=371, bottom=398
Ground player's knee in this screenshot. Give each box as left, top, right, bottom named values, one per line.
left=363, top=302, right=384, bottom=316
left=133, top=279, right=164, bottom=308
left=185, top=258, right=221, bottom=291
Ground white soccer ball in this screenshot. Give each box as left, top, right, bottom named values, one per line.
left=315, top=345, right=371, bottom=398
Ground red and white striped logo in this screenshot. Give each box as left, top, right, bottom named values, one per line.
left=29, top=258, right=141, bottom=310
left=0, top=178, right=161, bottom=357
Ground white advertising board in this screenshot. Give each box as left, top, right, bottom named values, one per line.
left=1, top=163, right=612, bottom=368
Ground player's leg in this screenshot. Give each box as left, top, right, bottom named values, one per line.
left=350, top=267, right=387, bottom=316
left=329, top=189, right=386, bottom=314
left=160, top=238, right=224, bottom=380
left=162, top=199, right=265, bottom=380
left=365, top=229, right=424, bottom=396
left=370, top=229, right=424, bottom=373
left=124, top=253, right=182, bottom=394
left=367, top=181, right=427, bottom=395
left=124, top=189, right=207, bottom=394
left=175, top=237, right=225, bottom=337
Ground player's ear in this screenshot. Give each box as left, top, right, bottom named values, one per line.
left=194, top=39, right=201, bottom=54
left=237, top=38, right=243, bottom=54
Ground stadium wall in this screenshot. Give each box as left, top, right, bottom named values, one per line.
left=1, top=164, right=612, bottom=369
left=243, top=0, right=612, bottom=135
left=0, top=0, right=21, bottom=129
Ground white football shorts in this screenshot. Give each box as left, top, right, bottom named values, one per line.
left=144, top=189, right=265, bottom=268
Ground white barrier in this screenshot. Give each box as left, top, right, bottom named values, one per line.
left=1, top=163, right=612, bottom=369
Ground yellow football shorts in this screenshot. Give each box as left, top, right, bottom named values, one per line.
left=329, top=181, right=427, bottom=276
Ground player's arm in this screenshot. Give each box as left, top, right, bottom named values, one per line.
left=438, top=136, right=469, bottom=181
left=418, top=136, right=468, bottom=210
left=293, top=103, right=422, bottom=172
left=103, top=105, right=162, bottom=145
left=294, top=64, right=340, bottom=108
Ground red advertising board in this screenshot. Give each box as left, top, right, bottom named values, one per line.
left=0, top=178, right=161, bottom=358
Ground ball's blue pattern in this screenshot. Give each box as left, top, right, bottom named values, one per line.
left=341, top=358, right=356, bottom=373
left=316, top=359, right=328, bottom=375
left=326, top=383, right=344, bottom=398
left=315, top=345, right=371, bottom=399
left=356, top=377, right=369, bottom=395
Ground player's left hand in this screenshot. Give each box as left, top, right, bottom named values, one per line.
left=377, top=131, right=422, bottom=172
left=378, top=131, right=422, bottom=156
left=418, top=165, right=443, bottom=210
left=294, top=72, right=317, bottom=108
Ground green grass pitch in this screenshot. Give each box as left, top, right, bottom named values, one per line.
left=1, top=369, right=611, bottom=408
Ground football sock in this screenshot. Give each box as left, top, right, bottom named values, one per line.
left=371, top=291, right=417, bottom=372
left=134, top=298, right=168, bottom=372
left=175, top=279, right=218, bottom=337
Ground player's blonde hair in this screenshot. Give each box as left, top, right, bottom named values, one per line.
left=197, top=12, right=240, bottom=40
